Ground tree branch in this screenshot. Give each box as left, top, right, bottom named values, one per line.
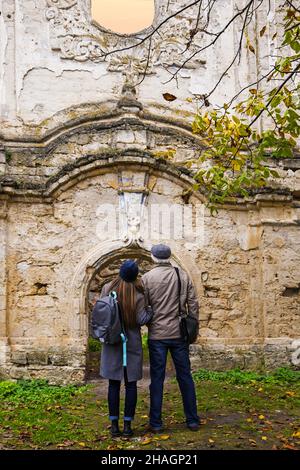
left=163, top=0, right=257, bottom=83
left=246, top=63, right=300, bottom=130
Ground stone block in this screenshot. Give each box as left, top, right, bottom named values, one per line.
left=27, top=351, right=49, bottom=365
left=11, top=352, right=28, bottom=365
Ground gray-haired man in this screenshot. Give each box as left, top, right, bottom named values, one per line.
left=142, top=244, right=200, bottom=432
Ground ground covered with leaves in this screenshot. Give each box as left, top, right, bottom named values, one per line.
left=0, top=368, right=299, bottom=450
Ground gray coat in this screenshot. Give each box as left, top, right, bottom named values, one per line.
left=99, top=282, right=152, bottom=382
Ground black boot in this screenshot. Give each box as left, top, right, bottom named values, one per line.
left=110, top=419, right=121, bottom=437
left=123, top=420, right=134, bottom=437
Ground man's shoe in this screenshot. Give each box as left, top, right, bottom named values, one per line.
left=110, top=419, right=121, bottom=437
left=123, top=421, right=134, bottom=437
left=148, top=425, right=163, bottom=434
left=187, top=423, right=200, bottom=432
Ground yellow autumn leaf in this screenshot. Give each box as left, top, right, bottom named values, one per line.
left=78, top=442, right=86, bottom=447
left=141, top=415, right=148, bottom=419
left=292, top=430, right=300, bottom=438
left=261, top=436, right=267, bottom=441
left=107, top=444, right=122, bottom=450
left=285, top=391, right=295, bottom=397
left=208, top=438, right=215, bottom=443
left=258, top=387, right=263, bottom=392
left=142, top=438, right=153, bottom=445
left=159, top=435, right=170, bottom=440
left=246, top=418, right=252, bottom=422
left=258, top=414, right=265, bottom=420
left=232, top=161, right=241, bottom=171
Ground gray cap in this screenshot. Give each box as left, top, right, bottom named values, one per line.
left=151, top=244, right=172, bottom=260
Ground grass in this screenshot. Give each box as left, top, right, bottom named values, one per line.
left=0, top=368, right=299, bottom=450
left=193, top=367, right=300, bottom=385
left=88, top=337, right=102, bottom=352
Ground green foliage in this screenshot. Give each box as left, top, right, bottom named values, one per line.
left=153, top=148, right=177, bottom=161
left=142, top=332, right=148, bottom=350
left=88, top=336, right=102, bottom=352
left=4, top=149, right=12, bottom=162
left=193, top=367, right=300, bottom=385
left=190, top=4, right=300, bottom=211
left=0, top=379, right=88, bottom=405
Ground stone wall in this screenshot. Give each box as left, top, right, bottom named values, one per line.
left=0, top=1, right=299, bottom=383
left=0, top=0, right=283, bottom=136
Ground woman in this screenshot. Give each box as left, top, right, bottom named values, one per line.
left=100, top=259, right=153, bottom=437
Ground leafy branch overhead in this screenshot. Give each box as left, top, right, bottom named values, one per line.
left=105, top=1, right=299, bottom=211
left=191, top=4, right=299, bottom=209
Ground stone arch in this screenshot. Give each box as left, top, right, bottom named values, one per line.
left=64, top=232, right=202, bottom=378
left=67, top=238, right=202, bottom=346
left=41, top=153, right=205, bottom=379
left=46, top=154, right=207, bottom=203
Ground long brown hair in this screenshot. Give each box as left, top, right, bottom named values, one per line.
left=109, top=276, right=144, bottom=329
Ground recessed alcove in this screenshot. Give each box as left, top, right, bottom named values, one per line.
left=91, top=0, right=155, bottom=35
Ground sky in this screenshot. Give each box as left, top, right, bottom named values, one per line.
left=92, top=0, right=155, bottom=34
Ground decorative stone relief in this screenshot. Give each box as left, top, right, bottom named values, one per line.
left=45, top=0, right=207, bottom=78
left=118, top=170, right=149, bottom=243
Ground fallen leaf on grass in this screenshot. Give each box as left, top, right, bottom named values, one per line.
left=261, top=436, right=268, bottom=441
left=292, top=431, right=300, bottom=439
left=285, top=391, right=296, bottom=397
left=57, top=440, right=74, bottom=448
left=258, top=414, right=265, bottom=420
left=93, top=436, right=108, bottom=442
left=248, top=439, right=257, bottom=447
left=107, top=444, right=123, bottom=450
left=208, top=439, right=215, bottom=443
left=282, top=443, right=297, bottom=450
left=78, top=442, right=86, bottom=447
left=141, top=438, right=153, bottom=445
left=141, top=415, right=148, bottom=419
left=158, top=435, right=170, bottom=441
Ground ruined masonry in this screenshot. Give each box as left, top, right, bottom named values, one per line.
left=0, top=1, right=299, bottom=384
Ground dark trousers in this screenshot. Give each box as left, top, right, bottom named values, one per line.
left=148, top=338, right=199, bottom=428
left=108, top=368, right=137, bottom=421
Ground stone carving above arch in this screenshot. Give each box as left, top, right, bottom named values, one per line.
left=45, top=0, right=207, bottom=77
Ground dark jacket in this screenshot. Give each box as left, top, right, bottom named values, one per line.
left=99, top=281, right=153, bottom=382
left=142, top=262, right=199, bottom=340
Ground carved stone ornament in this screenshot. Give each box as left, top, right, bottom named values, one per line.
left=45, top=0, right=207, bottom=77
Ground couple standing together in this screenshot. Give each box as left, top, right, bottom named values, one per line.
left=98, top=244, right=200, bottom=437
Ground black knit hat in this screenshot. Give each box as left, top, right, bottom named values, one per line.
left=119, top=260, right=139, bottom=282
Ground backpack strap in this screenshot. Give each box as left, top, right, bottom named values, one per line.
left=111, top=291, right=128, bottom=367
left=174, top=267, right=186, bottom=319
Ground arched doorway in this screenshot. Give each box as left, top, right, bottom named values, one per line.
left=60, top=161, right=203, bottom=384
left=86, top=246, right=155, bottom=380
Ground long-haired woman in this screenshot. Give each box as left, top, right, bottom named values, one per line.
left=100, top=259, right=152, bottom=437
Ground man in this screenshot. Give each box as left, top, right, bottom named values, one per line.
left=142, top=244, right=200, bottom=432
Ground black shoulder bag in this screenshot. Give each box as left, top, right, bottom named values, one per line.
left=174, top=267, right=199, bottom=345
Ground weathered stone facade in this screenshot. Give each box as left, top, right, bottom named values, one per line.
left=0, top=1, right=299, bottom=384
